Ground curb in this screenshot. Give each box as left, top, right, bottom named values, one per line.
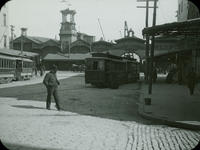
left=138, top=103, right=200, bottom=131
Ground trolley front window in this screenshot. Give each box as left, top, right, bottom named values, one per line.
left=93, top=61, right=98, bottom=70
left=93, top=60, right=104, bottom=71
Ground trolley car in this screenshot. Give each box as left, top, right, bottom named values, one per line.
left=85, top=53, right=139, bottom=88
left=0, top=54, right=34, bottom=83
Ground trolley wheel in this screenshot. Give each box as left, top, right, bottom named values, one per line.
left=95, top=83, right=106, bottom=88
left=109, top=81, right=119, bottom=89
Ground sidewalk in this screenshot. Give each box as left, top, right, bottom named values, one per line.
left=138, top=76, right=200, bottom=130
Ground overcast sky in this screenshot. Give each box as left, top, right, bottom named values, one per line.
left=6, top=0, right=178, bottom=41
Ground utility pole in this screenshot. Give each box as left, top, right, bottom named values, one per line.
left=137, top=0, right=158, bottom=82
left=148, top=0, right=158, bottom=94
left=10, top=25, right=14, bottom=49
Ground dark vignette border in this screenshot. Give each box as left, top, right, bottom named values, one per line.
left=189, top=0, right=200, bottom=13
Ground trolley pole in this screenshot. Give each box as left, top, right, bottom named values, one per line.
left=148, top=0, right=157, bottom=94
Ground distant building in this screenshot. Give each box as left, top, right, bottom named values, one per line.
left=177, top=0, right=200, bottom=22
left=0, top=3, right=9, bottom=48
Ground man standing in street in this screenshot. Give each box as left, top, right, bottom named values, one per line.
left=43, top=65, right=61, bottom=110
left=186, top=67, right=197, bottom=95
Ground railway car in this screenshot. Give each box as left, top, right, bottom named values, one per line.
left=85, top=53, right=139, bottom=89
left=0, top=54, right=34, bottom=83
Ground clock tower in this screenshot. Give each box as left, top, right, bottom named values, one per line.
left=59, top=8, right=77, bottom=52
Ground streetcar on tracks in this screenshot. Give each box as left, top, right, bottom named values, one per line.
left=85, top=52, right=139, bottom=89
left=0, top=54, right=34, bottom=83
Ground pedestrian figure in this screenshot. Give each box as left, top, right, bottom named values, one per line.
left=35, top=67, right=37, bottom=76
left=186, top=67, right=196, bottom=95
left=43, top=65, right=60, bottom=110
left=153, top=68, right=157, bottom=83
left=40, top=63, right=44, bottom=76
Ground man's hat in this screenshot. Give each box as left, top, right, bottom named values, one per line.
left=51, top=64, right=58, bottom=71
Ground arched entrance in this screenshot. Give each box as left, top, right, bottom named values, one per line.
left=114, top=37, right=146, bottom=59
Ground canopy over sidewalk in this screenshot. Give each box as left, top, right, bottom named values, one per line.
left=142, top=18, right=200, bottom=36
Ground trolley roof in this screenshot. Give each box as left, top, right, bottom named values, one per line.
left=86, top=52, right=137, bottom=63
left=0, top=48, right=39, bottom=58
left=0, top=54, right=33, bottom=62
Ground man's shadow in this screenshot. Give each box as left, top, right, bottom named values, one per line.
left=11, top=105, right=46, bottom=110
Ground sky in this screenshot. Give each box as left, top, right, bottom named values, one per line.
left=6, top=0, right=178, bottom=42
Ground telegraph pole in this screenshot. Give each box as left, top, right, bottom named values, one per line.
left=148, top=0, right=158, bottom=94
left=137, top=0, right=158, bottom=82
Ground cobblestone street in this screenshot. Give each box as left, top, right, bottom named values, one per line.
left=0, top=99, right=199, bottom=150
left=125, top=123, right=200, bottom=150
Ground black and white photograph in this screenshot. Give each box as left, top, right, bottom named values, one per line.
left=0, top=0, right=200, bottom=149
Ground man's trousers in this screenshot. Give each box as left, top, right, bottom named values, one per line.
left=46, top=86, right=60, bottom=110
